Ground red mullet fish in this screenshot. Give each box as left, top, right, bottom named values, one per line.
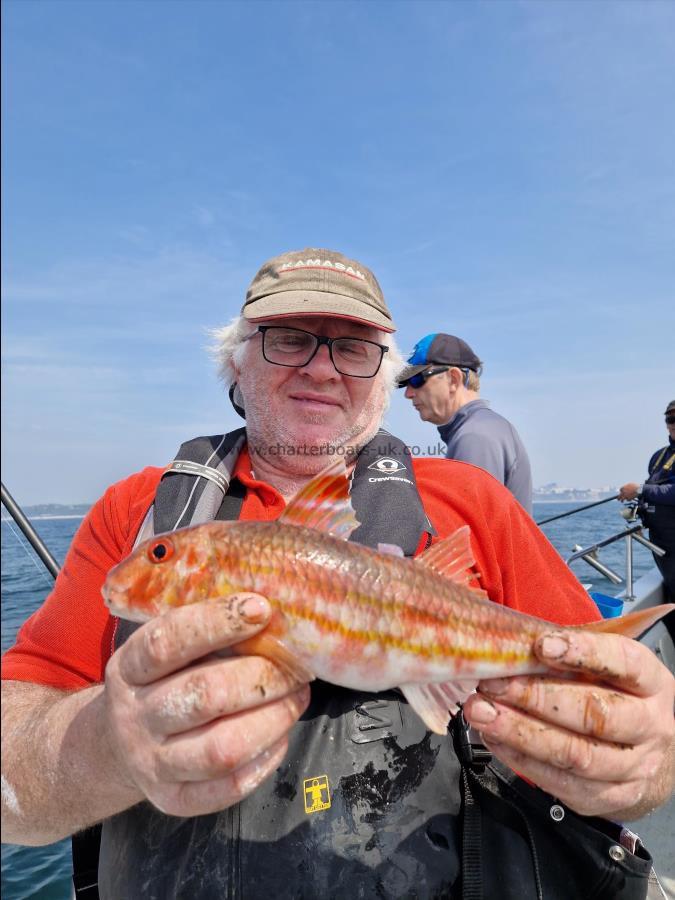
left=102, top=459, right=674, bottom=733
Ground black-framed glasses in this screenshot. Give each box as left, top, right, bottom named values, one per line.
left=666, top=414, right=675, bottom=425
left=399, top=366, right=451, bottom=389
left=250, top=326, right=388, bottom=378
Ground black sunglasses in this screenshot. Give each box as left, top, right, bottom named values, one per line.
left=399, top=366, right=451, bottom=389
left=666, top=414, right=675, bottom=425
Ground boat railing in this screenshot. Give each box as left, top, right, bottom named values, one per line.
left=562, top=504, right=665, bottom=601
left=1, top=482, right=60, bottom=578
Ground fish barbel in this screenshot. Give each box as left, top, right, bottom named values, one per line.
left=102, top=459, right=674, bottom=734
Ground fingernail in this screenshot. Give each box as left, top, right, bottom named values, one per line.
left=289, top=686, right=311, bottom=717
left=469, top=698, right=497, bottom=725
left=539, top=633, right=569, bottom=659
left=481, top=678, right=509, bottom=696
left=237, top=749, right=275, bottom=793
left=238, top=595, right=271, bottom=624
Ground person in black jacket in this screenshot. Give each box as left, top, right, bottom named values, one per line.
left=619, top=400, right=675, bottom=601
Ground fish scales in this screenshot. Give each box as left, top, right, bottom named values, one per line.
left=103, top=460, right=675, bottom=734
left=243, top=523, right=535, bottom=664
left=114, top=519, right=539, bottom=674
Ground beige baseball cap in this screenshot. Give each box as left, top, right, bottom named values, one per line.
left=241, top=248, right=395, bottom=333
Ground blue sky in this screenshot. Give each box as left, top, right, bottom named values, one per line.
left=2, top=0, right=673, bottom=505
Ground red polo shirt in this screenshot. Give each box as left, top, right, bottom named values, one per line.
left=1, top=450, right=598, bottom=689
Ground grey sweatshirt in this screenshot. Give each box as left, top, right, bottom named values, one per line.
left=437, top=399, right=533, bottom=514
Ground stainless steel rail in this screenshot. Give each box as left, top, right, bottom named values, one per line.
left=566, top=521, right=665, bottom=601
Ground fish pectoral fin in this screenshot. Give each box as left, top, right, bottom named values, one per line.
left=377, top=542, right=404, bottom=557
left=416, top=526, right=486, bottom=594
left=278, top=457, right=360, bottom=540
left=399, top=680, right=477, bottom=735
left=232, top=631, right=316, bottom=684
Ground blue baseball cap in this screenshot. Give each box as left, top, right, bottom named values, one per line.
left=397, top=333, right=483, bottom=385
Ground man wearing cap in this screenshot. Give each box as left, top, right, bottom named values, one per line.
left=2, top=250, right=674, bottom=899
left=398, top=333, right=533, bottom=514
left=619, top=401, right=675, bottom=602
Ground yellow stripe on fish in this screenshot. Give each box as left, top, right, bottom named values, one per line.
left=103, top=457, right=675, bottom=734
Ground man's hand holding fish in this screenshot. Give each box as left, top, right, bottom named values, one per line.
left=466, top=626, right=675, bottom=820
left=2, top=248, right=674, bottom=899
left=103, top=593, right=310, bottom=818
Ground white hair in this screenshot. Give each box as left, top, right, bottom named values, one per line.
left=209, top=316, right=258, bottom=386
left=208, top=316, right=406, bottom=405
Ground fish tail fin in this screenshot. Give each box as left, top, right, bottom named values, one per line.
left=582, top=603, right=675, bottom=639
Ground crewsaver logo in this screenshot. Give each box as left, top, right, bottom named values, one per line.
left=279, top=258, right=366, bottom=281
left=367, top=458, right=407, bottom=474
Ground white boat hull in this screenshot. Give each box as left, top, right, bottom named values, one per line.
left=621, top=569, right=674, bottom=893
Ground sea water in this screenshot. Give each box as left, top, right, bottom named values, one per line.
left=0, top=503, right=664, bottom=899
left=2, top=517, right=83, bottom=900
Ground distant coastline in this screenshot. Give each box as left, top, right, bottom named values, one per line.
left=15, top=514, right=88, bottom=520
left=533, top=485, right=617, bottom=504
left=2, top=491, right=619, bottom=521
left=533, top=498, right=616, bottom=505
left=1, top=502, right=91, bottom=522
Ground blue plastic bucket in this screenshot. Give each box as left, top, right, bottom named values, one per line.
left=589, top=591, right=624, bottom=619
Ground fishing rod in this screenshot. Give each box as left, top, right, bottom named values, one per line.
left=1, top=481, right=60, bottom=579
left=536, top=493, right=620, bottom=526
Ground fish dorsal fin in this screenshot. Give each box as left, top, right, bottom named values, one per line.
left=399, top=680, right=477, bottom=734
left=416, top=525, right=479, bottom=588
left=278, top=457, right=360, bottom=540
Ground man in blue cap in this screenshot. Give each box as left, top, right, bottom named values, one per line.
left=398, top=333, right=533, bottom=514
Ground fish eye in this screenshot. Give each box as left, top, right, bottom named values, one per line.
left=147, top=539, right=174, bottom=564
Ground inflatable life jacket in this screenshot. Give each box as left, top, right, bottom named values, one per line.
left=639, top=444, right=675, bottom=533
left=78, top=430, right=655, bottom=900
left=99, top=430, right=470, bottom=900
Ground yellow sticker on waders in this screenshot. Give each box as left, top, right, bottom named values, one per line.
left=303, top=775, right=331, bottom=814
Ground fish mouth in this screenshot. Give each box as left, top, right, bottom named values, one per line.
left=102, top=584, right=151, bottom=623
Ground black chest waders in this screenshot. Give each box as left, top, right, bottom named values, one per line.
left=76, top=431, right=656, bottom=900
